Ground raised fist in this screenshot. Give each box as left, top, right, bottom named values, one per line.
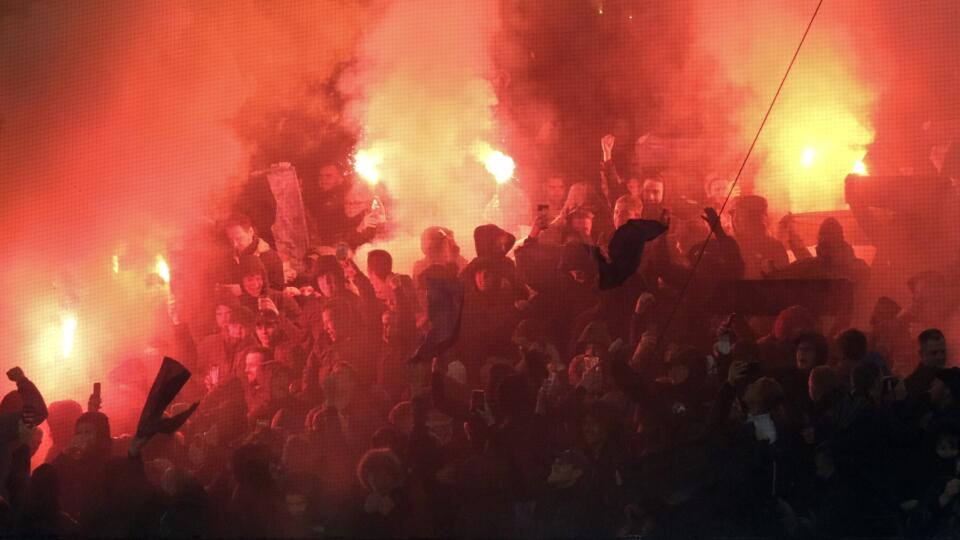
left=601, top=134, right=616, bottom=161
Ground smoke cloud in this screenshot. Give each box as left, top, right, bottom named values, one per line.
left=0, top=1, right=372, bottom=405
left=2, top=0, right=958, bottom=406
left=341, top=0, right=505, bottom=270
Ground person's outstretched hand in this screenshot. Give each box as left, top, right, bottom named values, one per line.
left=702, top=208, right=724, bottom=236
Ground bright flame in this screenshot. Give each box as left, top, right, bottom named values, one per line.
left=112, top=254, right=119, bottom=274
left=485, top=151, right=515, bottom=184
left=472, top=141, right=515, bottom=184
left=60, top=313, right=77, bottom=358
left=800, top=147, right=817, bottom=168
left=155, top=255, right=170, bottom=284
left=852, top=159, right=868, bottom=175
left=354, top=148, right=384, bottom=185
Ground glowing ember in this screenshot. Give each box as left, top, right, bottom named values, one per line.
left=852, top=159, right=868, bottom=175
left=354, top=149, right=384, bottom=185
left=60, top=313, right=77, bottom=358
left=800, top=147, right=817, bottom=168
left=112, top=254, right=119, bottom=274
left=155, top=255, right=171, bottom=284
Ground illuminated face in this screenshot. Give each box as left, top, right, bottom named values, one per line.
left=938, top=434, right=960, bottom=460
left=475, top=269, right=498, bottom=293
left=796, top=342, right=819, bottom=371
left=245, top=352, right=265, bottom=384
left=613, top=199, right=642, bottom=228
left=215, top=305, right=233, bottom=331
left=547, top=459, right=581, bottom=488
left=226, top=225, right=254, bottom=252
left=316, top=273, right=336, bottom=298
left=255, top=321, right=278, bottom=347
left=285, top=494, right=308, bottom=517
left=706, top=178, right=730, bottom=201
left=626, top=178, right=643, bottom=198
left=572, top=215, right=593, bottom=238
left=922, top=338, right=948, bottom=368
left=545, top=177, right=566, bottom=205
left=322, top=309, right=339, bottom=343
left=241, top=273, right=264, bottom=297
left=318, top=165, right=343, bottom=193
left=227, top=320, right=247, bottom=341
left=581, top=415, right=605, bottom=447
left=641, top=179, right=664, bottom=206
left=73, top=421, right=99, bottom=458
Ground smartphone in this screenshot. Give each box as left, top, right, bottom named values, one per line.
left=470, top=390, right=486, bottom=412
left=93, top=382, right=101, bottom=399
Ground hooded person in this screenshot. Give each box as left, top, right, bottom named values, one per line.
left=460, top=224, right=522, bottom=295
left=551, top=242, right=602, bottom=356
left=756, top=305, right=820, bottom=372
left=457, top=258, right=522, bottom=385
left=43, top=400, right=84, bottom=465
left=51, top=411, right=113, bottom=527
left=771, top=217, right=870, bottom=284
left=730, top=195, right=789, bottom=279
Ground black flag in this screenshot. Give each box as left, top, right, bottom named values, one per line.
left=594, top=219, right=667, bottom=290
left=136, top=357, right=199, bottom=438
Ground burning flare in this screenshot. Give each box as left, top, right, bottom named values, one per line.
left=800, top=146, right=817, bottom=168
left=155, top=255, right=170, bottom=284
left=472, top=141, right=515, bottom=184
left=852, top=159, right=868, bottom=175
left=354, top=148, right=384, bottom=185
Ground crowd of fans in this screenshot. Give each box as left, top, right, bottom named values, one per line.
left=2, top=134, right=960, bottom=539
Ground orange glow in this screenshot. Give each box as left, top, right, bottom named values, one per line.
left=852, top=159, right=868, bottom=175
left=112, top=254, right=120, bottom=275
left=354, top=148, right=384, bottom=185
left=155, top=255, right=170, bottom=284
left=60, top=313, right=77, bottom=359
